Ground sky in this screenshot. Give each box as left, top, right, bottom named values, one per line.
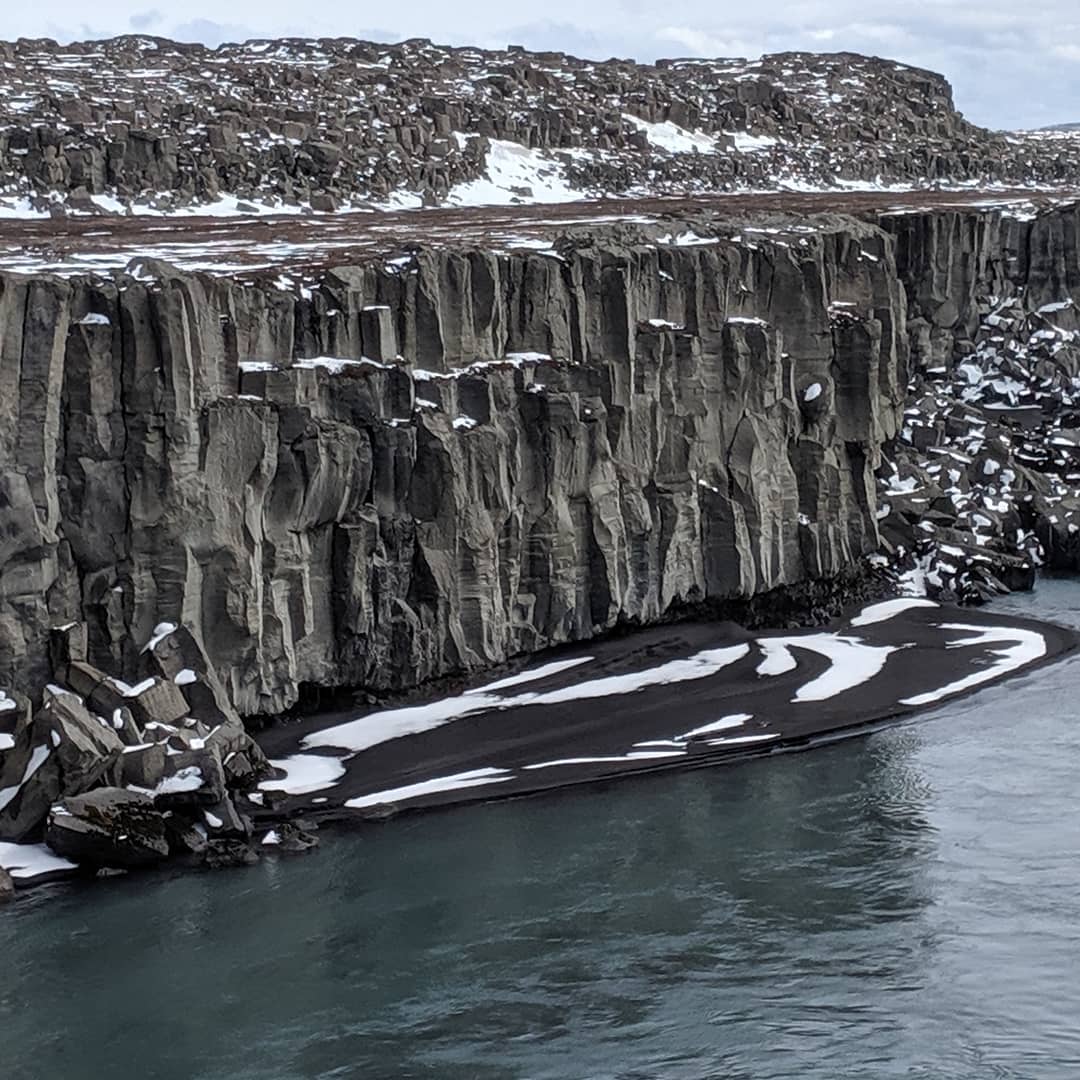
left=5, top=2, right=1080, bottom=131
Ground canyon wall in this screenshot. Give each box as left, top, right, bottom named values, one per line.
left=0, top=216, right=909, bottom=713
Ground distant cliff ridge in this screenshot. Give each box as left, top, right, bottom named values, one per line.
left=0, top=37, right=1078, bottom=214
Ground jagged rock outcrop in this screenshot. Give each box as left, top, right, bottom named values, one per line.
left=0, top=214, right=908, bottom=713
left=0, top=37, right=1077, bottom=213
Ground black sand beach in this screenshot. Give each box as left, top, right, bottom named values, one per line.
left=255, top=599, right=1076, bottom=822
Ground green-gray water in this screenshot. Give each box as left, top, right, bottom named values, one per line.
left=5, top=580, right=1080, bottom=1079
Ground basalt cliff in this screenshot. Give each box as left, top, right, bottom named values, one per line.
left=3, top=195, right=1080, bottom=725
left=0, top=215, right=907, bottom=715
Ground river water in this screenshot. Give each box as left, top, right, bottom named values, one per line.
left=4, top=580, right=1080, bottom=1080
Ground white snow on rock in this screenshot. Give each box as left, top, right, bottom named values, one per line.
left=803, top=382, right=823, bottom=402
left=467, top=657, right=593, bottom=695
left=108, top=676, right=157, bottom=698
left=703, top=732, right=781, bottom=746
left=76, top=312, right=111, bottom=326
left=0, top=691, right=17, bottom=712
left=345, top=767, right=512, bottom=809
left=294, top=356, right=389, bottom=374
left=0, top=745, right=51, bottom=813
left=850, top=598, right=938, bottom=626
left=154, top=766, right=204, bottom=795
left=900, top=624, right=1047, bottom=706
left=622, top=114, right=717, bottom=154
left=141, top=622, right=177, bottom=654
left=0, top=841, right=78, bottom=881
left=258, top=754, right=347, bottom=796
left=727, top=131, right=780, bottom=152
left=657, top=230, right=721, bottom=247
left=522, top=750, right=687, bottom=770
left=444, top=140, right=584, bottom=208
left=174, top=669, right=197, bottom=685
left=0, top=734, right=13, bottom=751
left=0, top=197, right=51, bottom=220
left=676, top=713, right=754, bottom=740
left=756, top=640, right=799, bottom=676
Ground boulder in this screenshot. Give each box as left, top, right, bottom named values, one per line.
left=118, top=743, right=168, bottom=789
left=141, top=625, right=237, bottom=726
left=34, top=693, right=124, bottom=796
left=48, top=622, right=88, bottom=674
left=0, top=734, right=62, bottom=841
left=111, top=706, right=143, bottom=746
left=200, top=794, right=249, bottom=837
left=162, top=813, right=208, bottom=856
left=153, top=747, right=227, bottom=810
left=206, top=719, right=271, bottom=784
left=261, top=821, right=320, bottom=855
left=203, top=839, right=259, bottom=869
left=124, top=678, right=190, bottom=728
left=0, top=689, right=30, bottom=741
left=45, top=789, right=170, bottom=868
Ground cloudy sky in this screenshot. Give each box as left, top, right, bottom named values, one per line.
left=6, top=2, right=1080, bottom=130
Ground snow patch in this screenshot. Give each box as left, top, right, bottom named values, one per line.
left=623, top=114, right=717, bottom=154
left=850, top=598, right=938, bottom=626
left=345, top=767, right=512, bottom=809
left=259, top=754, right=347, bottom=796
left=445, top=140, right=583, bottom=208
left=900, top=624, right=1047, bottom=706
left=0, top=841, right=78, bottom=881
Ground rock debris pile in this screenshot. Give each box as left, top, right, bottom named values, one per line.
left=0, top=621, right=315, bottom=891
left=878, top=295, right=1080, bottom=601
left=871, top=207, right=1080, bottom=601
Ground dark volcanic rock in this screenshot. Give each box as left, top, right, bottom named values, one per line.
left=0, top=865, right=13, bottom=902
left=203, top=838, right=259, bottom=869
left=0, top=37, right=1076, bottom=212
left=46, top=788, right=170, bottom=868
left=35, top=690, right=123, bottom=795
left=0, top=219, right=910, bottom=714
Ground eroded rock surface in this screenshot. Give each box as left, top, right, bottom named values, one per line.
left=0, top=38, right=1077, bottom=214
left=0, top=214, right=910, bottom=714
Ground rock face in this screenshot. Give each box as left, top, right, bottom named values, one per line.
left=871, top=206, right=1080, bottom=599
left=0, top=37, right=1077, bottom=213
left=0, top=214, right=910, bottom=714
left=1, top=198, right=1079, bottom=724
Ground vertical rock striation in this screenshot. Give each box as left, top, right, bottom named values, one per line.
left=0, top=216, right=911, bottom=713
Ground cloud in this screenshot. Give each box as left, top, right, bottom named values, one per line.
left=170, top=19, right=277, bottom=46
left=128, top=10, right=161, bottom=31
left=655, top=26, right=761, bottom=59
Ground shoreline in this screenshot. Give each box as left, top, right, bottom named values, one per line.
left=252, top=596, right=1077, bottom=826
left=3, top=590, right=1076, bottom=898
